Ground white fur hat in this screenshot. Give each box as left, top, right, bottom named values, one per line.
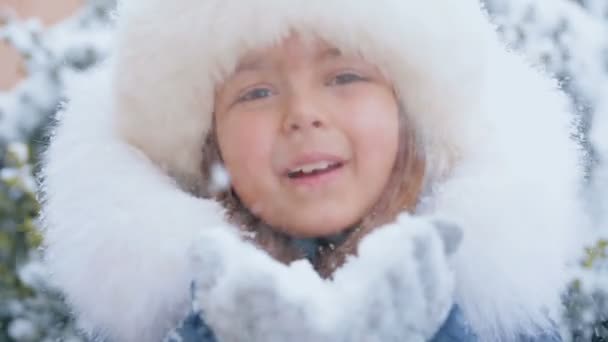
left=112, top=0, right=492, bottom=188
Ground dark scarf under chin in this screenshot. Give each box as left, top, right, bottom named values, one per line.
left=289, top=226, right=360, bottom=267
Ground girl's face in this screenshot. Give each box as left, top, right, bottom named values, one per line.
left=214, top=35, right=400, bottom=238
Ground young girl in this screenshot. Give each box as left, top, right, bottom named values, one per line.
left=41, top=0, right=589, bottom=341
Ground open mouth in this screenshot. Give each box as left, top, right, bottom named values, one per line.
left=287, top=161, right=344, bottom=179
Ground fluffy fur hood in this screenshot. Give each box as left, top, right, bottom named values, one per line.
left=41, top=0, right=589, bottom=341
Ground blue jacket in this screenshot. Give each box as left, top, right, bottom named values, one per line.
left=431, top=307, right=561, bottom=342
left=166, top=306, right=561, bottom=342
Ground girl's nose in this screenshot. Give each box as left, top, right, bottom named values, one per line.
left=286, top=118, right=323, bottom=131
left=282, top=91, right=326, bottom=133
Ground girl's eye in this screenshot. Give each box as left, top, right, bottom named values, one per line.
left=237, top=87, right=274, bottom=103
left=328, top=72, right=367, bottom=86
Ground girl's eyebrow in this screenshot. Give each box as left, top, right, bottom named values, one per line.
left=234, top=50, right=277, bottom=73
left=233, top=47, right=342, bottom=74
left=234, top=58, right=268, bottom=73
left=318, top=47, right=342, bottom=61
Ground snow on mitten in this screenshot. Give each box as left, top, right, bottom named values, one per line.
left=189, top=226, right=333, bottom=341
left=189, top=214, right=462, bottom=342
left=335, top=214, right=461, bottom=341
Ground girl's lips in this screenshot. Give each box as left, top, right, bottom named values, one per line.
left=280, top=152, right=348, bottom=188
left=283, top=153, right=346, bottom=176
left=285, top=161, right=347, bottom=187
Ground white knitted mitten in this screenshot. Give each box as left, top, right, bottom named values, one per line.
left=189, top=214, right=462, bottom=342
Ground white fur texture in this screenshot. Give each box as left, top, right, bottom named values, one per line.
left=112, top=0, right=491, bottom=185
left=40, top=0, right=589, bottom=341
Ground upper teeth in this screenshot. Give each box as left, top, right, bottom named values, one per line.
left=290, top=161, right=335, bottom=174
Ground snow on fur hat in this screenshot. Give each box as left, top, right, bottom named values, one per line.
left=112, top=0, right=492, bottom=189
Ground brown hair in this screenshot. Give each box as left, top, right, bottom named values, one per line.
left=200, top=107, right=426, bottom=278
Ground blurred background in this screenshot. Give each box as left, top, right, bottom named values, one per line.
left=1, top=1, right=113, bottom=340
left=1, top=0, right=83, bottom=90
left=0, top=0, right=607, bottom=341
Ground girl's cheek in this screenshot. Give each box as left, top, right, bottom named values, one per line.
left=343, top=90, right=400, bottom=151
left=335, top=87, right=398, bottom=127
left=220, top=109, right=279, bottom=170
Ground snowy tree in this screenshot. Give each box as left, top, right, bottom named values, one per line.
left=0, top=1, right=114, bottom=340
left=485, top=0, right=608, bottom=172
left=484, top=0, right=608, bottom=340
